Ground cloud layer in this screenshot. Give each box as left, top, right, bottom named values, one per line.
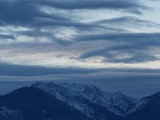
left=0, top=0, right=160, bottom=98
left=0, top=0, right=160, bottom=69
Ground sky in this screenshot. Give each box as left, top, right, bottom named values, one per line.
left=0, top=0, right=160, bottom=98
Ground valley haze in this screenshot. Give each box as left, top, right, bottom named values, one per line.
left=1, top=68, right=160, bottom=98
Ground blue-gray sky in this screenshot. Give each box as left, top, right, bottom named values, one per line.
left=0, top=0, right=160, bottom=98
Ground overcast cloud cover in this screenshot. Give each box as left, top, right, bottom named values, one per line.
left=0, top=0, right=160, bottom=97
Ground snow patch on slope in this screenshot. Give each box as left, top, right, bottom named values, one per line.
left=33, top=82, right=138, bottom=117
left=0, top=106, right=23, bottom=120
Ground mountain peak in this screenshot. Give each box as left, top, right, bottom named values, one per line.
left=1, top=81, right=160, bottom=120
left=33, top=81, right=137, bottom=117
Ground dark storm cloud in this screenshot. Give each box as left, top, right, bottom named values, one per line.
left=0, top=0, right=145, bottom=27
left=20, top=0, right=145, bottom=10
left=38, top=0, right=145, bottom=12
left=0, top=0, right=68, bottom=27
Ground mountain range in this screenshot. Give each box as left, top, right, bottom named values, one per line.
left=0, top=81, right=160, bottom=120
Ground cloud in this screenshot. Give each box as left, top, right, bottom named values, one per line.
left=80, top=48, right=159, bottom=63
left=1, top=65, right=160, bottom=98
left=1, top=62, right=160, bottom=76
left=75, top=32, right=160, bottom=42
left=39, top=0, right=145, bottom=11
left=0, top=0, right=159, bottom=66
left=0, top=0, right=72, bottom=28
left=0, top=62, right=107, bottom=76
left=0, top=0, right=145, bottom=27
left=95, top=16, right=160, bottom=27
left=0, top=34, right=15, bottom=40
left=0, top=0, right=156, bottom=45
left=0, top=0, right=160, bottom=98
left=105, top=54, right=158, bottom=63
left=79, top=33, right=160, bottom=63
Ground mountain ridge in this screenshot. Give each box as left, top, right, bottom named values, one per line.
left=32, top=81, right=138, bottom=117
left=0, top=81, right=160, bottom=120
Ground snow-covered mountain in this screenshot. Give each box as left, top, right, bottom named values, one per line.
left=33, top=82, right=138, bottom=117
left=126, top=92, right=160, bottom=120
left=0, top=86, right=90, bottom=120
left=1, top=81, right=160, bottom=120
